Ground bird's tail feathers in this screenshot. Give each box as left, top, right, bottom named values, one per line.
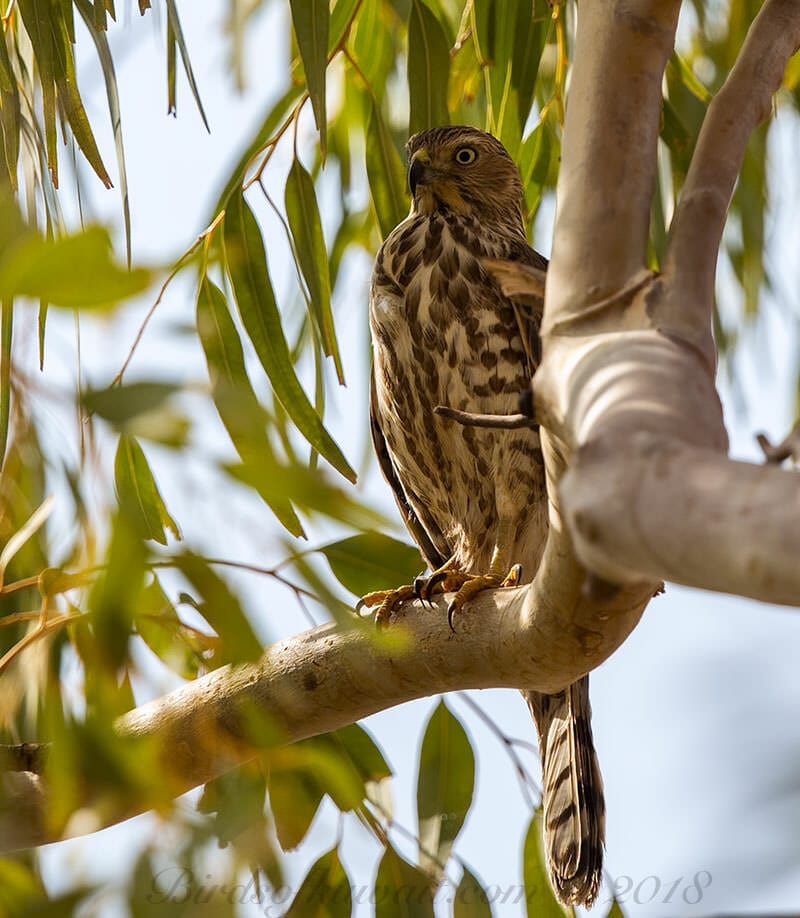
left=525, top=677, right=605, bottom=907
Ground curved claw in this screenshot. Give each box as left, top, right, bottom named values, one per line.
left=447, top=599, right=458, bottom=633
left=421, top=569, right=451, bottom=603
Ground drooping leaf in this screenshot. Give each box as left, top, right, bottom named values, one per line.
left=75, top=0, right=131, bottom=264
left=0, top=227, right=150, bottom=308
left=374, top=843, right=435, bottom=918
left=87, top=512, right=147, bottom=672
left=268, top=762, right=325, bottom=851
left=222, top=192, right=355, bottom=482
left=328, top=723, right=392, bottom=784
left=135, top=577, right=204, bottom=680
left=454, top=865, right=493, bottom=918
left=289, top=0, right=329, bottom=155
left=319, top=531, right=423, bottom=597
left=285, top=157, right=344, bottom=383
left=195, top=273, right=305, bottom=536
left=51, top=9, right=112, bottom=187
left=523, top=808, right=571, bottom=917
left=285, top=847, right=352, bottom=918
left=416, top=699, right=475, bottom=877
left=83, top=382, right=179, bottom=425
left=164, top=0, right=210, bottom=130
left=0, top=298, right=11, bottom=469
left=366, top=100, right=409, bottom=238
left=114, top=434, right=180, bottom=545
left=407, top=0, right=451, bottom=135
left=173, top=551, right=264, bottom=664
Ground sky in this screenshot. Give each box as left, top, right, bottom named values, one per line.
left=25, top=2, right=800, bottom=916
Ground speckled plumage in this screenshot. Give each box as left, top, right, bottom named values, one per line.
left=368, top=126, right=604, bottom=906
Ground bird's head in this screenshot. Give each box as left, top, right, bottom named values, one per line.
left=405, top=126, right=524, bottom=226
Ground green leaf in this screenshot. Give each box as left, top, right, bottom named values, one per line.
left=0, top=30, right=20, bottom=190
left=366, top=101, right=409, bottom=238
left=51, top=9, right=112, bottom=188
left=454, top=865, right=493, bottom=918
left=416, top=699, right=475, bottom=877
left=604, top=901, right=626, bottom=918
left=374, top=844, right=435, bottom=918
left=285, top=847, right=352, bottom=918
left=84, top=382, right=179, bottom=425
left=319, top=531, right=422, bottom=597
left=173, top=551, right=264, bottom=664
left=268, top=763, right=325, bottom=850
left=511, top=2, right=550, bottom=134
left=135, top=577, right=202, bottom=680
left=329, top=723, right=392, bottom=784
left=164, top=0, right=210, bottom=131
left=0, top=227, right=151, bottom=308
left=0, top=298, right=11, bottom=470
left=18, top=0, right=58, bottom=185
left=227, top=461, right=384, bottom=532
left=88, top=512, right=147, bottom=672
left=222, top=192, right=355, bottom=483
left=114, top=434, right=180, bottom=545
left=408, top=0, right=451, bottom=135
left=523, top=808, right=571, bottom=917
left=289, top=0, right=329, bottom=155
left=195, top=274, right=305, bottom=536
left=75, top=0, right=131, bottom=264
left=329, top=0, right=361, bottom=53
left=285, top=157, right=344, bottom=383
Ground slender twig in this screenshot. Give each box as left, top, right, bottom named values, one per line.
left=434, top=405, right=538, bottom=431
left=756, top=422, right=800, bottom=464
left=112, top=237, right=205, bottom=386
left=666, top=0, right=800, bottom=314
left=457, top=692, right=541, bottom=808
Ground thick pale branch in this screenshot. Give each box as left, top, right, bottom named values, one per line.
left=666, top=0, right=800, bottom=321
left=545, top=0, right=680, bottom=332
left=0, top=567, right=649, bottom=851
left=563, top=430, right=800, bottom=602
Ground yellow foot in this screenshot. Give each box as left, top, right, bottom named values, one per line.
left=357, top=583, right=417, bottom=628
left=445, top=563, right=523, bottom=631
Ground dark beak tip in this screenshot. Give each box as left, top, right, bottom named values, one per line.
left=409, top=158, right=425, bottom=196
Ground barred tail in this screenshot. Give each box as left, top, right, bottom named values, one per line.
left=524, top=676, right=605, bottom=907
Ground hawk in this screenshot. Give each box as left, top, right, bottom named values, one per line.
left=363, top=126, right=605, bottom=906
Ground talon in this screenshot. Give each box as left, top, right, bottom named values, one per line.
left=447, top=600, right=458, bottom=633
left=503, top=563, right=523, bottom=587
left=421, top=569, right=450, bottom=603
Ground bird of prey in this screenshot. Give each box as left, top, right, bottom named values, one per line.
left=362, top=125, right=605, bottom=906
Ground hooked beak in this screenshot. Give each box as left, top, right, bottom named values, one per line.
left=409, top=151, right=434, bottom=196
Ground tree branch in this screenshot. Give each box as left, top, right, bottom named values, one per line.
left=0, top=558, right=651, bottom=851
left=545, top=0, right=681, bottom=333
left=529, top=1, right=800, bottom=598
left=665, top=0, right=800, bottom=338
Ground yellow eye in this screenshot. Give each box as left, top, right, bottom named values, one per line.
left=455, top=146, right=478, bottom=164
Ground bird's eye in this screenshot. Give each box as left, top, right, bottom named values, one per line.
left=455, top=146, right=478, bottom=164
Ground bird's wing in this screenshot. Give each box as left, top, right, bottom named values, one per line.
left=485, top=242, right=548, bottom=375
left=369, top=371, right=450, bottom=572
